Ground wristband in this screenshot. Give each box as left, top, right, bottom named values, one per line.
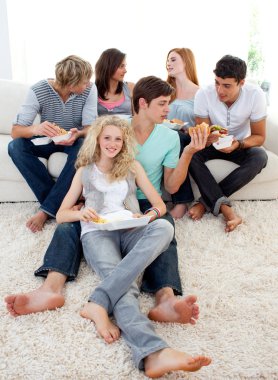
left=237, top=139, right=245, bottom=150
left=144, top=207, right=161, bottom=219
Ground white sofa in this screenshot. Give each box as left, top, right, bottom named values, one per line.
left=1, top=78, right=278, bottom=203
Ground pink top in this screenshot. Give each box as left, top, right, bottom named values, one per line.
left=98, top=95, right=125, bottom=110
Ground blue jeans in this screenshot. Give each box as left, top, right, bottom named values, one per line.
left=171, top=132, right=194, bottom=204
left=81, top=220, right=174, bottom=369
left=189, top=145, right=268, bottom=215
left=35, top=221, right=82, bottom=280
left=8, top=138, right=83, bottom=217
left=35, top=202, right=183, bottom=295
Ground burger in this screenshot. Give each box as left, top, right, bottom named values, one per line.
left=210, top=125, right=228, bottom=137
left=188, top=122, right=210, bottom=136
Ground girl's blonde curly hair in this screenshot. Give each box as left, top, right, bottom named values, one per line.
left=75, top=115, right=136, bottom=181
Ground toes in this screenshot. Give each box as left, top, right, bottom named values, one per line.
left=111, top=328, right=120, bottom=341
left=189, top=318, right=197, bottom=325
left=101, top=331, right=114, bottom=343
left=186, top=295, right=197, bottom=304
left=192, top=305, right=199, bottom=318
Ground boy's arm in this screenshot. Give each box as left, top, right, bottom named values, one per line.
left=163, top=128, right=208, bottom=194
left=134, top=161, right=166, bottom=218
left=236, top=119, right=266, bottom=149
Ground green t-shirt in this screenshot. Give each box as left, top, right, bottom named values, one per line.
left=136, top=124, right=180, bottom=199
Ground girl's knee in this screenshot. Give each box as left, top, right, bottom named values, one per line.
left=153, top=219, right=174, bottom=240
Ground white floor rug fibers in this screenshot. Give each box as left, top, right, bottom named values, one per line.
left=0, top=201, right=277, bottom=380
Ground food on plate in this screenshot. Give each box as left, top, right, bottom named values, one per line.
left=210, top=125, right=228, bottom=137
left=53, top=123, right=68, bottom=135
left=58, top=127, right=68, bottom=135
left=171, top=118, right=184, bottom=125
left=163, top=118, right=184, bottom=125
left=188, top=122, right=210, bottom=136
left=92, top=216, right=109, bottom=224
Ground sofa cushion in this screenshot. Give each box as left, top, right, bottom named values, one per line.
left=48, top=152, right=68, bottom=178
left=0, top=134, right=48, bottom=182
left=0, top=79, right=40, bottom=135
left=0, top=80, right=30, bottom=135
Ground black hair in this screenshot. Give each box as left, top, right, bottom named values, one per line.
left=213, top=55, right=247, bottom=83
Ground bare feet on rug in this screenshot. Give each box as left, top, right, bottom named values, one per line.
left=221, top=204, right=242, bottom=232
left=4, top=288, right=65, bottom=316
left=26, top=210, right=49, bottom=233
left=144, top=348, right=211, bottom=378
left=170, top=204, right=187, bottom=219
left=148, top=289, right=199, bottom=324
left=80, top=302, right=120, bottom=344
left=188, top=203, right=206, bottom=221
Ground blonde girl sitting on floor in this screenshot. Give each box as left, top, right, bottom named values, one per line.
left=56, top=115, right=211, bottom=378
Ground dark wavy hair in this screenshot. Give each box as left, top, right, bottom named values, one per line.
left=213, top=55, right=247, bottom=83
left=95, top=48, right=126, bottom=100
left=133, top=76, right=174, bottom=114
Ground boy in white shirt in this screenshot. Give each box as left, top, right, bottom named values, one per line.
left=189, top=55, right=268, bottom=232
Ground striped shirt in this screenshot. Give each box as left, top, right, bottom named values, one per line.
left=14, top=79, right=98, bottom=131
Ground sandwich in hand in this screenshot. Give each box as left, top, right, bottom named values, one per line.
left=210, top=125, right=228, bottom=137
left=188, top=122, right=210, bottom=136
left=188, top=123, right=228, bottom=137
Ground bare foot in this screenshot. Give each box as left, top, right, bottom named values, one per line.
left=145, top=348, right=211, bottom=378
left=26, top=211, right=49, bottom=233
left=4, top=289, right=65, bottom=316
left=188, top=203, right=205, bottom=221
left=221, top=204, right=242, bottom=232
left=148, top=294, right=199, bottom=324
left=80, top=302, right=120, bottom=344
left=170, top=204, right=187, bottom=219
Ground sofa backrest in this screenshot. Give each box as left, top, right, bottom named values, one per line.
left=265, top=107, right=278, bottom=156
left=0, top=79, right=39, bottom=135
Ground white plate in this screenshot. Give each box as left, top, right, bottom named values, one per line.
left=91, top=216, right=151, bottom=231
left=213, top=135, right=234, bottom=150
left=162, top=121, right=189, bottom=131
left=31, top=137, right=51, bottom=145
left=52, top=132, right=72, bottom=143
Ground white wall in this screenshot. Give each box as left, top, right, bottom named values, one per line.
left=0, top=0, right=12, bottom=79
left=6, top=0, right=252, bottom=85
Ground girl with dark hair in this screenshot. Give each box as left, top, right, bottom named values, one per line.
left=95, top=48, right=134, bottom=117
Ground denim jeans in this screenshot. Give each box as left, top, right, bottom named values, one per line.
left=35, top=221, right=82, bottom=280
left=35, top=202, right=183, bottom=295
left=171, top=131, right=194, bottom=204
left=8, top=137, right=84, bottom=217
left=138, top=200, right=182, bottom=295
left=189, top=145, right=268, bottom=215
left=81, top=219, right=174, bottom=369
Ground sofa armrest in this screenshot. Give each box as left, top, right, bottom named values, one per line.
left=264, top=107, right=278, bottom=155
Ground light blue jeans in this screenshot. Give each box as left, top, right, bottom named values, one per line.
left=81, top=219, right=174, bottom=370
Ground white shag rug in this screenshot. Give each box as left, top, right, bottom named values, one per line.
left=0, top=201, right=278, bottom=380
